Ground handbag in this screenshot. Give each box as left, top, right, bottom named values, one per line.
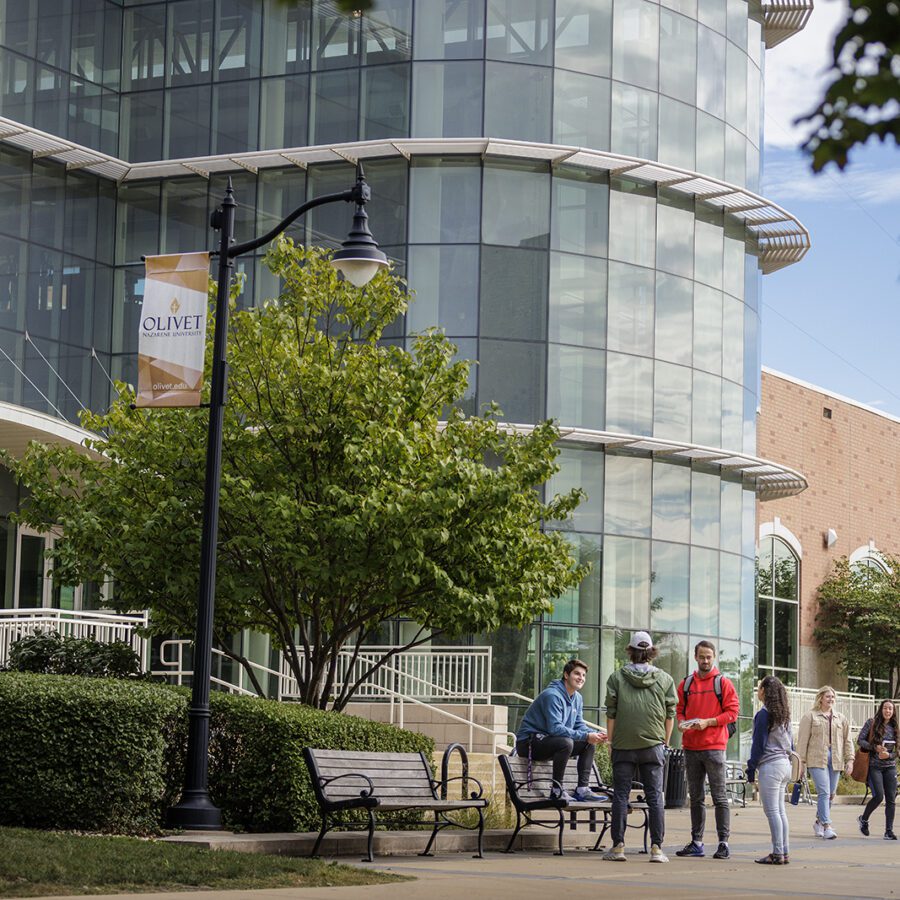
left=850, top=747, right=870, bottom=783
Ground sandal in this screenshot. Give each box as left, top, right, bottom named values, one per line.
left=754, top=853, right=784, bottom=865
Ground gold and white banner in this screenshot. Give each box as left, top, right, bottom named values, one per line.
left=136, top=252, right=210, bottom=408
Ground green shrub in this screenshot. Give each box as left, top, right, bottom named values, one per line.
left=207, top=692, right=434, bottom=832
left=595, top=741, right=612, bottom=785
left=7, top=630, right=143, bottom=678
left=0, top=672, right=187, bottom=833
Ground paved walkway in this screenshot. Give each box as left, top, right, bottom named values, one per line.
left=27, top=802, right=900, bottom=900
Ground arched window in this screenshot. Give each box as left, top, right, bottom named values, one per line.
left=847, top=544, right=891, bottom=696
left=756, top=534, right=799, bottom=685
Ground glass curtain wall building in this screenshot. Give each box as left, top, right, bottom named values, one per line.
left=0, top=0, right=811, bottom=749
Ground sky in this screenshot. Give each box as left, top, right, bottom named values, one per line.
left=760, top=0, right=900, bottom=417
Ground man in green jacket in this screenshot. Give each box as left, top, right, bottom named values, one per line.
left=602, top=631, right=677, bottom=864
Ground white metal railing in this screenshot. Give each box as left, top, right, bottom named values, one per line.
left=754, top=686, right=876, bottom=731
left=0, top=607, right=149, bottom=669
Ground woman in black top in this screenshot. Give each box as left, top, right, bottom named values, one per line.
left=858, top=699, right=898, bottom=840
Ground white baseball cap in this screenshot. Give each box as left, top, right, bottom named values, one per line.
left=627, top=630, right=654, bottom=650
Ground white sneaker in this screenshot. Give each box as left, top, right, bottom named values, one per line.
left=823, top=825, right=837, bottom=840
left=813, top=819, right=825, bottom=838
left=650, top=844, right=669, bottom=863
left=603, top=843, right=626, bottom=861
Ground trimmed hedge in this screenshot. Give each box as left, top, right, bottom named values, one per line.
left=0, top=672, right=433, bottom=834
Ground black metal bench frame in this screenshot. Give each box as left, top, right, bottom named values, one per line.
left=303, top=746, right=488, bottom=862
left=498, top=754, right=650, bottom=856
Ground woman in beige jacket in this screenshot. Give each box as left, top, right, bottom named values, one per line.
left=797, top=686, right=854, bottom=839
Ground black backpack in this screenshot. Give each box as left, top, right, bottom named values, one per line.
left=683, top=673, right=737, bottom=739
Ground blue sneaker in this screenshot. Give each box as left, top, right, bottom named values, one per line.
left=573, top=786, right=608, bottom=802
left=675, top=841, right=705, bottom=857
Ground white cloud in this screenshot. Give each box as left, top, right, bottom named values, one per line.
left=763, top=153, right=900, bottom=205
left=764, top=0, right=847, bottom=150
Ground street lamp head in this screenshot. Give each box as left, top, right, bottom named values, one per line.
left=330, top=166, right=389, bottom=288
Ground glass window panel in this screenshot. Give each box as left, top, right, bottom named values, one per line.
left=0, top=49, right=33, bottom=126
left=726, top=0, right=748, bottom=47
left=743, top=303, right=758, bottom=392
left=555, top=0, right=612, bottom=76
left=413, top=0, right=485, bottom=60
left=261, top=0, right=310, bottom=75
left=745, top=143, right=760, bottom=192
left=659, top=9, right=696, bottom=104
left=605, top=454, right=651, bottom=537
left=721, top=380, right=743, bottom=451
left=166, top=85, right=211, bottom=158
left=607, top=261, right=654, bottom=356
left=744, top=252, right=759, bottom=312
left=723, top=221, right=744, bottom=300
left=602, top=535, right=650, bottom=629
left=257, top=167, right=306, bottom=236
left=720, top=479, right=742, bottom=554
left=605, top=351, right=652, bottom=435
left=651, top=541, right=689, bottom=633
left=160, top=178, right=208, bottom=254
left=122, top=5, right=166, bottom=90
left=655, top=272, right=692, bottom=366
left=747, top=15, right=762, bottom=67
left=724, top=124, right=745, bottom=186
left=653, top=632, right=689, bottom=695
left=551, top=168, right=609, bottom=257
left=747, top=58, right=761, bottom=145
left=691, top=468, right=720, bottom=547
left=698, top=0, right=726, bottom=34
left=549, top=533, right=602, bottom=625
left=360, top=157, right=408, bottom=247
left=63, top=174, right=97, bottom=262
left=310, top=68, right=359, bottom=145
left=216, top=0, right=262, bottom=80
left=482, top=624, right=537, bottom=705
left=361, top=63, right=410, bottom=139
left=693, top=283, right=722, bottom=374
left=652, top=461, right=691, bottom=544
left=407, top=245, right=479, bottom=336
left=259, top=75, right=309, bottom=149
left=541, top=625, right=601, bottom=706
left=477, top=339, right=545, bottom=422
left=721, top=295, right=743, bottom=384
left=212, top=80, right=259, bottom=153
left=30, top=162, right=64, bottom=249
left=547, top=344, right=605, bottom=430
left=607, top=179, right=655, bottom=267
left=690, top=546, right=719, bottom=636
left=610, top=81, right=657, bottom=159
left=25, top=248, right=62, bottom=342
left=742, top=387, right=756, bottom=455
left=34, top=64, right=67, bottom=138
left=312, top=1, right=360, bottom=69
left=546, top=447, right=605, bottom=534
left=363, top=0, right=412, bottom=65
left=409, top=158, right=480, bottom=244
left=482, top=161, right=550, bottom=249
left=79, top=0, right=119, bottom=87
left=117, top=184, right=160, bottom=266
left=696, top=110, right=725, bottom=182
left=486, top=0, right=553, bottom=65
left=168, top=0, right=214, bottom=86
left=773, top=600, right=797, bottom=670
left=612, top=0, right=658, bottom=90
left=773, top=539, right=798, bottom=601
left=658, top=96, right=695, bottom=171
left=480, top=246, right=547, bottom=340
left=553, top=70, right=611, bottom=151
left=656, top=193, right=694, bottom=278
left=742, top=487, right=755, bottom=561
left=653, top=360, right=691, bottom=441
left=756, top=595, right=771, bottom=667
left=725, top=41, right=747, bottom=132
left=549, top=252, right=607, bottom=349
left=411, top=60, right=483, bottom=138
left=692, top=371, right=721, bottom=447
left=742, top=556, right=754, bottom=642
left=484, top=61, right=552, bottom=143
left=0, top=148, right=30, bottom=241
left=0, top=2, right=35, bottom=56
left=697, top=25, right=725, bottom=119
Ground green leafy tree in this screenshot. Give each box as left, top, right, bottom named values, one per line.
left=815, top=556, right=900, bottom=696
left=798, top=1, right=900, bottom=171
left=5, top=243, right=586, bottom=710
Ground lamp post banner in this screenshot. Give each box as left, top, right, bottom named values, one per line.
left=137, top=252, right=210, bottom=408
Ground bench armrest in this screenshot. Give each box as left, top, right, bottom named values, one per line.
left=319, top=772, right=375, bottom=798
left=433, top=774, right=485, bottom=800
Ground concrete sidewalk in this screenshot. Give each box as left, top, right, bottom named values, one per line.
left=26, top=802, right=900, bottom=900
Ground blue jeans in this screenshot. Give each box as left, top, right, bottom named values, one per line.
left=808, top=748, right=840, bottom=826
left=611, top=744, right=665, bottom=847
left=758, top=757, right=791, bottom=855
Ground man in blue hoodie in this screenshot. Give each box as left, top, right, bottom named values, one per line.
left=515, top=658, right=608, bottom=801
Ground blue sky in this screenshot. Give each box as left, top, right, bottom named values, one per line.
left=761, top=0, right=900, bottom=416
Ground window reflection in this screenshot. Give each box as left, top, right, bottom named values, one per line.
left=409, top=158, right=481, bottom=243
left=546, top=447, right=605, bottom=534
left=602, top=535, right=650, bottom=629
left=654, top=360, right=691, bottom=440
left=480, top=246, right=548, bottom=340
left=656, top=193, right=694, bottom=279
left=548, top=252, right=607, bottom=349
left=692, top=371, right=721, bottom=447
left=477, top=338, right=545, bottom=423
left=407, top=245, right=479, bottom=336
left=547, top=344, right=605, bottom=430
left=659, top=8, right=696, bottom=104
left=652, top=461, right=691, bottom=544
left=413, top=0, right=485, bottom=60
left=551, top=168, right=609, bottom=258
left=610, top=81, right=657, bottom=159
left=608, top=179, right=655, bottom=268
left=547, top=533, right=602, bottom=625
left=411, top=60, right=483, bottom=137
left=719, top=552, right=741, bottom=639
left=607, top=261, right=654, bottom=356
left=690, top=545, right=719, bottom=635
left=691, top=468, right=720, bottom=547
left=604, top=454, right=651, bottom=537
left=484, top=61, right=552, bottom=142
left=486, top=0, right=553, bottom=65
left=555, top=0, right=612, bottom=77
left=655, top=272, right=692, bottom=366
left=606, top=350, right=652, bottom=435
left=541, top=625, right=600, bottom=707
left=482, top=161, right=550, bottom=249
left=651, top=541, right=689, bottom=632
left=553, top=70, right=611, bottom=150
left=612, top=0, right=658, bottom=90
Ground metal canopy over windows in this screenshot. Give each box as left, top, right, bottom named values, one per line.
left=0, top=123, right=811, bottom=275
left=762, top=1, right=815, bottom=48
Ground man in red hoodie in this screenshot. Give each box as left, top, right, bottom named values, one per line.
left=674, top=640, right=740, bottom=860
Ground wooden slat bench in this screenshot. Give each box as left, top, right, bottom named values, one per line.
left=303, top=748, right=488, bottom=861
left=499, top=754, right=649, bottom=855
left=724, top=762, right=749, bottom=807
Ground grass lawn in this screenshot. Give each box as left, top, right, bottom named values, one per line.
left=0, top=827, right=408, bottom=897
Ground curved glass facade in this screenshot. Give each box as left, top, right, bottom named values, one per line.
left=0, top=0, right=801, bottom=752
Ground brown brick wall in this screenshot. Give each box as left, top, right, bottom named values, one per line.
left=757, top=370, right=900, bottom=688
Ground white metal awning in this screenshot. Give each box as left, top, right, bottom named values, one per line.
left=762, top=1, right=815, bottom=48
left=0, top=122, right=810, bottom=275
left=500, top=424, right=808, bottom=500
left=0, top=401, right=101, bottom=459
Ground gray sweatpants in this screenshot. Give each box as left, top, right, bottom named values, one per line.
left=685, top=749, right=730, bottom=843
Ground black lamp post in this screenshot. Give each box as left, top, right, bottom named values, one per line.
left=167, top=165, right=387, bottom=831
